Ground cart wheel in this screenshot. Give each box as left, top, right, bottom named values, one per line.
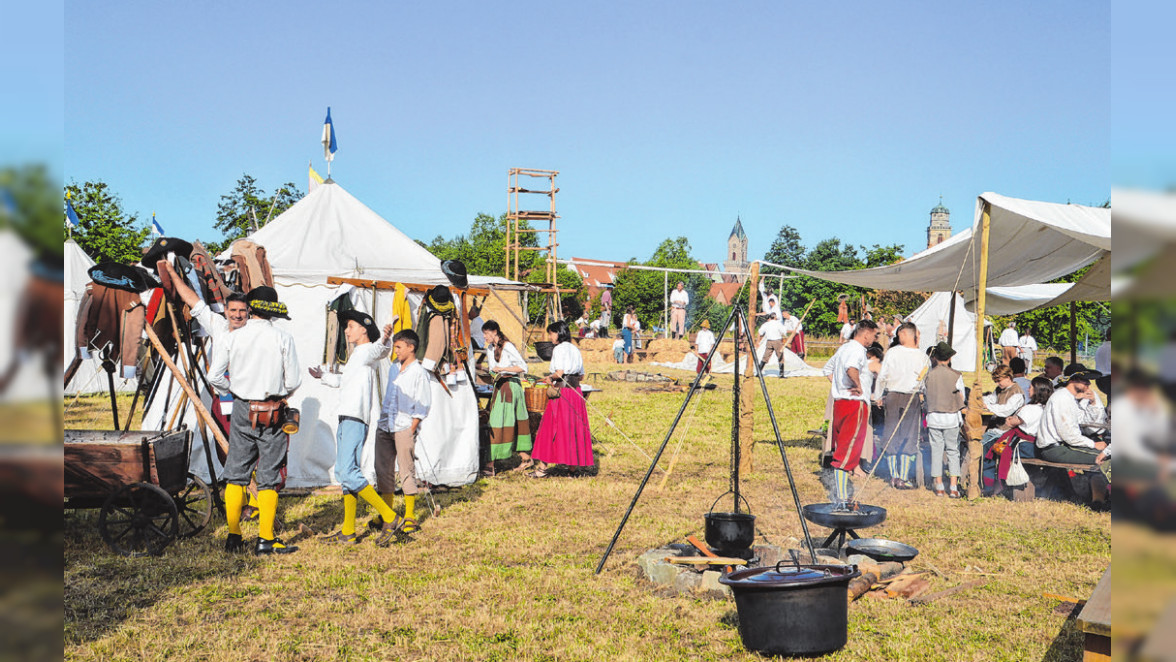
left=175, top=474, right=213, bottom=539
left=98, top=482, right=179, bottom=557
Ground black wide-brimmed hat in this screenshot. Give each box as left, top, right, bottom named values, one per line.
left=89, top=262, right=160, bottom=293
left=338, top=309, right=379, bottom=342
left=142, top=237, right=193, bottom=270
left=246, top=286, right=290, bottom=319
left=441, top=259, right=468, bottom=289
left=931, top=341, right=956, bottom=362
left=428, top=284, right=452, bottom=305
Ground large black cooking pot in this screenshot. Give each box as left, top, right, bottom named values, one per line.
left=720, top=562, right=861, bottom=657
left=704, top=493, right=755, bottom=556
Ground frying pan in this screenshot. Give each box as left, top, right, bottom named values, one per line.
left=801, top=503, right=887, bottom=530
left=845, top=538, right=919, bottom=563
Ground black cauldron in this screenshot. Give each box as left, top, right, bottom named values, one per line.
left=534, top=341, right=555, bottom=361
left=720, top=563, right=860, bottom=657
left=704, top=493, right=755, bottom=556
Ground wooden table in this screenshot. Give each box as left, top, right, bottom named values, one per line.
left=1076, top=565, right=1110, bottom=661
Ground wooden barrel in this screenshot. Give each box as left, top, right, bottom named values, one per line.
left=524, top=386, right=549, bottom=413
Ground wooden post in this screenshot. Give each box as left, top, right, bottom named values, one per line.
left=1069, top=301, right=1078, bottom=365
left=967, top=204, right=992, bottom=499
left=141, top=309, right=230, bottom=456
left=663, top=270, right=672, bottom=338
left=739, top=263, right=761, bottom=474
left=947, top=291, right=957, bottom=345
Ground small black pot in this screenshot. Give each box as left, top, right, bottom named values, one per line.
left=704, top=493, right=755, bottom=556
left=720, top=563, right=860, bottom=657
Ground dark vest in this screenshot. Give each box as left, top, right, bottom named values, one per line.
left=925, top=365, right=964, bottom=413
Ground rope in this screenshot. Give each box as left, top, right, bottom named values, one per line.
left=656, top=375, right=711, bottom=489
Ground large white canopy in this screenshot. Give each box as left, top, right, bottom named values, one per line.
left=777, top=192, right=1110, bottom=297
left=1112, top=189, right=1176, bottom=298
left=222, top=180, right=521, bottom=289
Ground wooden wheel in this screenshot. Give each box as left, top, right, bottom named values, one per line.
left=175, top=474, right=212, bottom=539
left=98, top=482, right=178, bottom=557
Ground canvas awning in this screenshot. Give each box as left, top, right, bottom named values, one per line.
left=774, top=192, right=1110, bottom=296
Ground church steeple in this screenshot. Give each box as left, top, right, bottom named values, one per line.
left=927, top=197, right=951, bottom=248
left=724, top=216, right=750, bottom=282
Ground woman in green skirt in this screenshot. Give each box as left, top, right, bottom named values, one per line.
left=481, top=321, right=533, bottom=476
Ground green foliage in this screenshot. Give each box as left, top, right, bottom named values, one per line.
left=426, top=213, right=541, bottom=278
left=1001, top=264, right=1110, bottom=353
left=525, top=266, right=586, bottom=323
left=64, top=180, right=150, bottom=264
left=211, top=174, right=302, bottom=251
left=610, top=237, right=712, bottom=332
left=0, top=165, right=63, bottom=261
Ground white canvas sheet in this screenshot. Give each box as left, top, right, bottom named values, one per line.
left=776, top=192, right=1110, bottom=295
left=651, top=340, right=824, bottom=378
left=905, top=292, right=980, bottom=371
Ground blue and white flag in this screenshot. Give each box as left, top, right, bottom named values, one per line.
left=152, top=213, right=165, bottom=236
left=322, top=107, right=337, bottom=162
left=65, top=198, right=80, bottom=228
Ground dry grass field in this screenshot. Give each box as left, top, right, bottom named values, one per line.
left=64, top=360, right=1109, bottom=661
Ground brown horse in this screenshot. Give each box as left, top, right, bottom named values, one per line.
left=0, top=274, right=65, bottom=435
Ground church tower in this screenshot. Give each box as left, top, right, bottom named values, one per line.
left=927, top=197, right=951, bottom=248
left=724, top=216, right=750, bottom=282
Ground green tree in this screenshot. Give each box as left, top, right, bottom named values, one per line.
left=64, top=180, right=150, bottom=264
left=762, top=225, right=806, bottom=272
left=0, top=165, right=62, bottom=261
left=211, top=174, right=302, bottom=251
left=425, top=212, right=541, bottom=278
left=609, top=237, right=713, bottom=333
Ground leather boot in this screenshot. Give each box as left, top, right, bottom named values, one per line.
left=255, top=537, right=298, bottom=555
left=224, top=533, right=245, bottom=553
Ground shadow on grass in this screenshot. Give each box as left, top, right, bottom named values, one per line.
left=1040, top=604, right=1084, bottom=662
left=64, top=508, right=260, bottom=646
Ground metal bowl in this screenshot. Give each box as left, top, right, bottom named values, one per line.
left=535, top=341, right=555, bottom=361
left=801, top=503, right=887, bottom=530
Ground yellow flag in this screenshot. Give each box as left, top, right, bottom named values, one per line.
left=309, top=163, right=324, bottom=192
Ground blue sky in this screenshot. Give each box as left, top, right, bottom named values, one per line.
left=63, top=1, right=1109, bottom=268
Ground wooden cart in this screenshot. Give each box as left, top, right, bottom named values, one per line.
left=64, top=430, right=212, bottom=557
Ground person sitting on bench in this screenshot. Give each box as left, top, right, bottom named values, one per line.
left=1035, top=371, right=1107, bottom=464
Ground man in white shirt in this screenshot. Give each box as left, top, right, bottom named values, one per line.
left=307, top=311, right=403, bottom=545
left=1040, top=356, right=1065, bottom=386
left=758, top=315, right=787, bottom=377
left=1018, top=331, right=1038, bottom=371
left=694, top=319, right=716, bottom=375
left=822, top=319, right=879, bottom=501
left=373, top=329, right=432, bottom=535
left=873, top=323, right=929, bottom=489
left=839, top=321, right=855, bottom=344
left=669, top=282, right=689, bottom=340
left=999, top=321, right=1020, bottom=366
left=208, top=287, right=301, bottom=555
left=1036, top=373, right=1107, bottom=464
left=781, top=308, right=805, bottom=359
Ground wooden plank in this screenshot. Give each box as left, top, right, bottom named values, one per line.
left=1021, top=458, right=1098, bottom=472
left=1076, top=566, right=1111, bottom=638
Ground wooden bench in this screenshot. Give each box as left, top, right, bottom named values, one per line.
left=1007, top=457, right=1102, bottom=503
left=1076, top=566, right=1110, bottom=661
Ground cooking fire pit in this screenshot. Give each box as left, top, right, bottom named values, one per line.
left=801, top=502, right=887, bottom=551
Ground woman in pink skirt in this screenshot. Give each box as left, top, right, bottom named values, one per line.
left=529, top=320, right=594, bottom=478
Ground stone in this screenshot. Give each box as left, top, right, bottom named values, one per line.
left=700, top=570, right=732, bottom=599
left=752, top=544, right=783, bottom=567
left=673, top=570, right=703, bottom=593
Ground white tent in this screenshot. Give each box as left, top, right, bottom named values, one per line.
left=64, top=239, right=138, bottom=396
left=153, top=180, right=521, bottom=489
left=904, top=292, right=987, bottom=371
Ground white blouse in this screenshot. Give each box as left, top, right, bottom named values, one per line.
left=550, top=341, right=584, bottom=376
left=487, top=341, right=527, bottom=373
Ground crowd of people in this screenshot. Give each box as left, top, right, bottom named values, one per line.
left=822, top=315, right=1116, bottom=504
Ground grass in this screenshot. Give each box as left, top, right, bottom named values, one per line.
left=64, top=360, right=1109, bottom=661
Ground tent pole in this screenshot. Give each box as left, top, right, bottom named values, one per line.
left=966, top=203, right=992, bottom=500
left=947, top=291, right=957, bottom=345
left=663, top=271, right=669, bottom=339
left=1069, top=302, right=1077, bottom=365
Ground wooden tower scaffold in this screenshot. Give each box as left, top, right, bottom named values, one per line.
left=505, top=167, right=565, bottom=322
